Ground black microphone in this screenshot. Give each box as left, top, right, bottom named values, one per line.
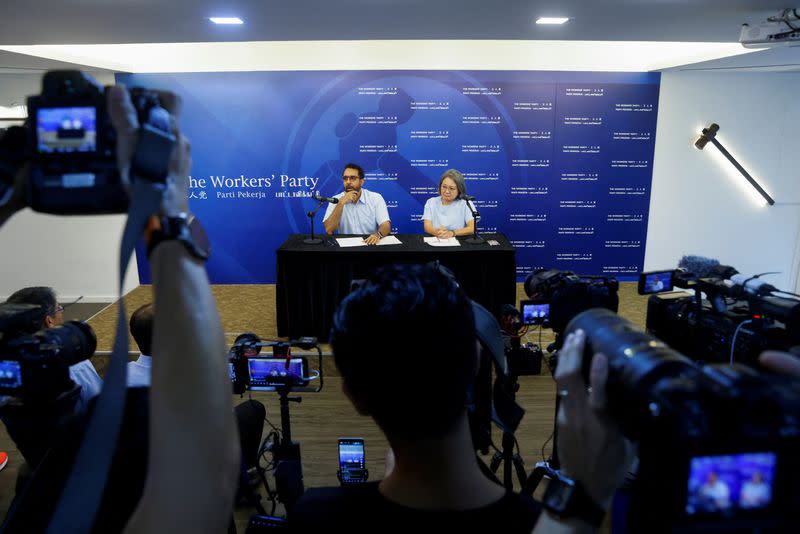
left=314, top=191, right=339, bottom=204
left=461, top=194, right=476, bottom=201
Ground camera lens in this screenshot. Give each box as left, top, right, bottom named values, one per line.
left=34, top=320, right=97, bottom=366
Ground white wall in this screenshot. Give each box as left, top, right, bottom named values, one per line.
left=646, top=71, right=800, bottom=293
left=0, top=71, right=139, bottom=302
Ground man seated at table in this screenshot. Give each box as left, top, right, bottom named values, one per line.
left=323, top=163, right=391, bottom=245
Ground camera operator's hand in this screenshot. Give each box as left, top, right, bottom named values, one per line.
left=759, top=350, right=800, bottom=378
left=107, top=85, right=190, bottom=216
left=554, top=329, right=635, bottom=510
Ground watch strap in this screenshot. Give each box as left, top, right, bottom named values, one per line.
left=543, top=476, right=606, bottom=528
left=146, top=213, right=209, bottom=261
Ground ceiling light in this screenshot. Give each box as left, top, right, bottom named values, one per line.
left=536, top=17, right=569, bottom=25
left=209, top=17, right=244, bottom=25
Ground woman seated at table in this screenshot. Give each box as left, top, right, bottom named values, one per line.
left=423, top=169, right=475, bottom=239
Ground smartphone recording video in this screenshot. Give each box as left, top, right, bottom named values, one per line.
left=338, top=437, right=367, bottom=484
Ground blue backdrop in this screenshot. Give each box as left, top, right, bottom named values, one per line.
left=118, top=71, right=660, bottom=284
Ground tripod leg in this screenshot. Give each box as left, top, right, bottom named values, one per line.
left=513, top=455, right=528, bottom=489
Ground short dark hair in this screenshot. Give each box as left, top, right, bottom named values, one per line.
left=129, top=303, right=155, bottom=356
left=331, top=264, right=477, bottom=440
left=7, top=286, right=57, bottom=332
left=342, top=163, right=364, bottom=180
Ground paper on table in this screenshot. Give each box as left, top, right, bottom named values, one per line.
left=336, top=235, right=403, bottom=247
left=423, top=236, right=461, bottom=247
left=377, top=235, right=402, bottom=246
left=336, top=237, right=368, bottom=247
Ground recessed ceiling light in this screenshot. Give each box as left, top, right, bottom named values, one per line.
left=536, top=17, right=570, bottom=25
left=209, top=17, right=244, bottom=25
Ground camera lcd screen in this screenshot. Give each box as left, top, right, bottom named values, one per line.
left=685, top=452, right=777, bottom=515
left=0, top=360, right=23, bottom=390
left=248, top=358, right=307, bottom=391
left=36, top=106, right=97, bottom=153
left=339, top=438, right=366, bottom=483
left=521, top=300, right=550, bottom=326
left=638, top=270, right=674, bottom=295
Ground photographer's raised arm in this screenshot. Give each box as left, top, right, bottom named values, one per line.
left=104, top=85, right=239, bottom=533
left=124, top=240, right=239, bottom=533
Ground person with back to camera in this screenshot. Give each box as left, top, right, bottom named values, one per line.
left=289, top=263, right=541, bottom=533
left=323, top=162, right=391, bottom=245
left=422, top=168, right=475, bottom=239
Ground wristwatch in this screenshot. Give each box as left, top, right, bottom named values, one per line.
left=145, top=212, right=210, bottom=261
left=542, top=476, right=606, bottom=528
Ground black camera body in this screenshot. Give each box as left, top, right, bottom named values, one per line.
left=568, top=308, right=800, bottom=533
left=524, top=269, right=619, bottom=339
left=25, top=71, right=125, bottom=214
left=643, top=268, right=799, bottom=365
left=0, top=70, right=174, bottom=215
left=0, top=302, right=97, bottom=403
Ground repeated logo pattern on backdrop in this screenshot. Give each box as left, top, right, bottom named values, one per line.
left=119, top=71, right=660, bottom=284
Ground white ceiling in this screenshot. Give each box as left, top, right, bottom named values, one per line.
left=0, top=1, right=796, bottom=72
left=0, top=0, right=790, bottom=44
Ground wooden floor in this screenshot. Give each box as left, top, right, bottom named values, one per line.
left=0, top=282, right=649, bottom=531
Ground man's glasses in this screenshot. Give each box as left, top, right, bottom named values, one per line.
left=49, top=305, right=65, bottom=315
left=342, top=175, right=360, bottom=180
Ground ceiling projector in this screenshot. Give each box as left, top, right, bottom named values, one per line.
left=739, top=9, right=800, bottom=48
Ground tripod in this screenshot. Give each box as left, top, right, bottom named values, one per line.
left=488, top=370, right=528, bottom=490
left=303, top=199, right=326, bottom=245
left=268, top=386, right=305, bottom=512
left=489, top=429, right=529, bottom=491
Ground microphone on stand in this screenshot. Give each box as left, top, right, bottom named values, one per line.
left=313, top=191, right=339, bottom=204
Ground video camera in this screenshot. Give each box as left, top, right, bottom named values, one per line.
left=569, top=308, right=800, bottom=533
left=639, top=256, right=800, bottom=365
left=228, top=332, right=321, bottom=395
left=0, top=70, right=175, bottom=215
left=0, top=302, right=96, bottom=403
left=499, top=304, right=543, bottom=376
left=523, top=268, right=619, bottom=349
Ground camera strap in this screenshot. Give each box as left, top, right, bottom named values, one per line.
left=46, top=179, right=165, bottom=534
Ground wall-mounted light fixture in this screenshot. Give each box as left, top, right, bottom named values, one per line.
left=695, top=123, right=774, bottom=206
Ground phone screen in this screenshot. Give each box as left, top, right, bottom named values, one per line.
left=338, top=438, right=366, bottom=483
left=248, top=357, right=308, bottom=391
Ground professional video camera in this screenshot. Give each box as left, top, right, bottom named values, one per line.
left=568, top=308, right=800, bottom=533
left=639, top=256, right=800, bottom=365
left=0, top=70, right=175, bottom=214
left=0, top=302, right=96, bottom=403
left=523, top=269, right=619, bottom=346
left=499, top=304, right=544, bottom=376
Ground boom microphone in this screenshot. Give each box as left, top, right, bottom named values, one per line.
left=678, top=255, right=738, bottom=279
left=313, top=191, right=339, bottom=204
